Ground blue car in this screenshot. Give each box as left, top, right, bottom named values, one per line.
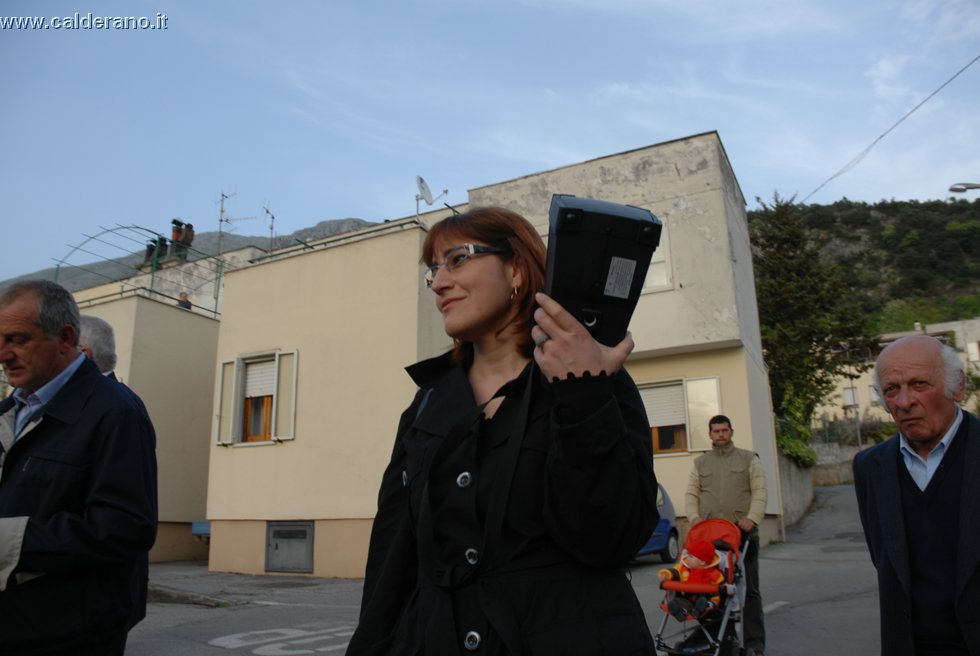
left=635, top=483, right=679, bottom=562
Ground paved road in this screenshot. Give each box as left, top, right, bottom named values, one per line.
left=129, top=484, right=881, bottom=655
left=759, top=484, right=880, bottom=655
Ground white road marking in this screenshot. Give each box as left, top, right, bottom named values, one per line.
left=764, top=601, right=789, bottom=614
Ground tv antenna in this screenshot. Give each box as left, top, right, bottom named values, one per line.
left=263, top=203, right=277, bottom=252
left=216, top=191, right=256, bottom=256
left=416, top=175, right=448, bottom=217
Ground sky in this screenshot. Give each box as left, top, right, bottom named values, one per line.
left=2, top=0, right=979, bottom=281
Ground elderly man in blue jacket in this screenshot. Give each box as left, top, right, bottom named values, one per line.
left=854, top=335, right=980, bottom=656
left=0, top=280, right=158, bottom=656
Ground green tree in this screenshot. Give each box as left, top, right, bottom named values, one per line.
left=787, top=197, right=980, bottom=327
left=873, top=298, right=945, bottom=333
left=749, top=194, right=877, bottom=438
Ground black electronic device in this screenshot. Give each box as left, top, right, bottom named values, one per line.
left=543, top=194, right=662, bottom=346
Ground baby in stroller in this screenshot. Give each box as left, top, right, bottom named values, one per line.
left=658, top=539, right=725, bottom=620
left=654, top=519, right=745, bottom=656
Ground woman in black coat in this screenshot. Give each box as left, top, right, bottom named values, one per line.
left=348, top=207, right=660, bottom=655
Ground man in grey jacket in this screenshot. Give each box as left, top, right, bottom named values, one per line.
left=686, top=415, right=768, bottom=656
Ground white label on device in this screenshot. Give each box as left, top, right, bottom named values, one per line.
left=604, top=256, right=635, bottom=299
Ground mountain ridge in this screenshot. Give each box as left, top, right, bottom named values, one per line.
left=0, top=218, right=376, bottom=293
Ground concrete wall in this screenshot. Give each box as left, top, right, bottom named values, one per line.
left=154, top=522, right=208, bottom=561
left=778, top=453, right=813, bottom=528
left=469, top=133, right=758, bottom=358
left=210, top=518, right=374, bottom=578
left=812, top=443, right=860, bottom=486
left=77, top=294, right=219, bottom=561
left=73, top=245, right=265, bottom=317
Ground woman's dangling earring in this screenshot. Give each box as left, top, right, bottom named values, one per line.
left=511, top=286, right=519, bottom=302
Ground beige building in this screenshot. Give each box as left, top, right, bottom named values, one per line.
left=206, top=217, right=453, bottom=576
left=74, top=290, right=218, bottom=561
left=205, top=131, right=784, bottom=578
left=470, top=132, right=782, bottom=543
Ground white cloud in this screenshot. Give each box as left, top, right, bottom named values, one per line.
left=866, top=54, right=913, bottom=100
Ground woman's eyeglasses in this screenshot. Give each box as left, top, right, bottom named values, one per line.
left=424, top=243, right=509, bottom=288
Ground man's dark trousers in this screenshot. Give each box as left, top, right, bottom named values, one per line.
left=742, top=529, right=765, bottom=651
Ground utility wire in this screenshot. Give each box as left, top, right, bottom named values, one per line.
left=802, top=52, right=980, bottom=203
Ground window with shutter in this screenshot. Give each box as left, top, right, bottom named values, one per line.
left=639, top=377, right=720, bottom=454
left=243, top=360, right=275, bottom=441
left=214, top=350, right=299, bottom=445
left=641, top=384, right=688, bottom=454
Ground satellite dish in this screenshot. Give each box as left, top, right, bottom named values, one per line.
left=416, top=176, right=434, bottom=205
left=415, top=175, right=449, bottom=216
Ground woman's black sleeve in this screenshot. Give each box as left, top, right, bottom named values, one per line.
left=543, top=369, right=660, bottom=568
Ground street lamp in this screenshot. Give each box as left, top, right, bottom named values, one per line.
left=949, top=182, right=980, bottom=193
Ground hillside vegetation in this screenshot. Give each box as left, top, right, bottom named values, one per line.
left=749, top=197, right=980, bottom=334
left=746, top=195, right=980, bottom=461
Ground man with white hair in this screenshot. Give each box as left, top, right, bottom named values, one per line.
left=79, top=314, right=118, bottom=376
left=854, top=334, right=979, bottom=655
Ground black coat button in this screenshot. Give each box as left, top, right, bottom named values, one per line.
left=456, top=472, right=472, bottom=488
left=464, top=630, right=481, bottom=651
left=464, top=548, right=479, bottom=565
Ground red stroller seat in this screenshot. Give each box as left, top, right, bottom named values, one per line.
left=655, top=519, right=747, bottom=656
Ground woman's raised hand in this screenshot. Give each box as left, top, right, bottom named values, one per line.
left=531, top=292, right=634, bottom=381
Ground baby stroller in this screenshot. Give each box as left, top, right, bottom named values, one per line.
left=653, top=519, right=748, bottom=656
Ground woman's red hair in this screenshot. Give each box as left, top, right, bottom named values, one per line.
left=422, top=207, right=546, bottom=363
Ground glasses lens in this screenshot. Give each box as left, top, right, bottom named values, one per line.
left=422, top=244, right=505, bottom=288
left=424, top=245, right=468, bottom=288
left=444, top=245, right=471, bottom=271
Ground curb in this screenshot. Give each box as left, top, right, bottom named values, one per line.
left=147, top=584, right=236, bottom=608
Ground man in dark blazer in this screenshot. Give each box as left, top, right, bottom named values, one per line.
left=854, top=334, right=980, bottom=655
left=0, top=280, right=158, bottom=655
